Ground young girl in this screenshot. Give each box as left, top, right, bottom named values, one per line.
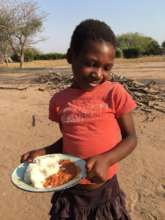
left=21, top=19, right=137, bottom=220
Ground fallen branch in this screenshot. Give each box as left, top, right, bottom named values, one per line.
left=0, top=86, right=29, bottom=90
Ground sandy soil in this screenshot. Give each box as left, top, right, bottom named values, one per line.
left=0, top=58, right=165, bottom=220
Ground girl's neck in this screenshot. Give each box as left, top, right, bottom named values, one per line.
left=70, top=80, right=109, bottom=93
left=70, top=82, right=80, bottom=89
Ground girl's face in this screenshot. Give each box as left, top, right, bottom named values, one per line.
left=68, top=41, right=116, bottom=91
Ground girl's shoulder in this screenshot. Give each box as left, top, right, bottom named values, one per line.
left=102, top=81, right=126, bottom=94
left=50, top=87, right=73, bottom=101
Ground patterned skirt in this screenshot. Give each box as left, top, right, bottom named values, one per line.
left=50, top=175, right=131, bottom=220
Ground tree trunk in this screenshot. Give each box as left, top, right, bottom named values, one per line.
left=4, top=52, right=9, bottom=67
left=5, top=57, right=9, bottom=67
left=20, top=51, right=24, bottom=68
left=19, top=37, right=26, bottom=68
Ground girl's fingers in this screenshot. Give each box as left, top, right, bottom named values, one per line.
left=86, top=159, right=95, bottom=171
left=87, top=170, right=95, bottom=179
left=90, top=175, right=104, bottom=184
left=26, top=152, right=36, bottom=163
left=21, top=152, right=34, bottom=163
left=26, top=156, right=33, bottom=163
left=88, top=164, right=105, bottom=183
left=86, top=160, right=97, bottom=180
left=20, top=153, right=30, bottom=163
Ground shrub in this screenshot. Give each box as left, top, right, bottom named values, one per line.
left=116, top=48, right=122, bottom=58
left=11, top=53, right=20, bottom=62
left=34, top=53, right=66, bottom=60
left=24, top=48, right=40, bottom=61
left=123, top=48, right=141, bottom=58
left=11, top=48, right=40, bottom=62
left=143, top=41, right=162, bottom=55
left=117, top=33, right=162, bottom=56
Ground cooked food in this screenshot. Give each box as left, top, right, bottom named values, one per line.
left=23, top=156, right=80, bottom=189
left=44, top=159, right=80, bottom=188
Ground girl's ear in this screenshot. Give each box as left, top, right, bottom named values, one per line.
left=66, top=48, right=72, bottom=64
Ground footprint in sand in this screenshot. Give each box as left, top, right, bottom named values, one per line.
left=161, top=184, right=165, bottom=190
left=128, top=192, right=139, bottom=212
left=157, top=184, right=165, bottom=197
left=143, top=213, right=159, bottom=220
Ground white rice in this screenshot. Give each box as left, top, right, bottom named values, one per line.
left=24, top=156, right=61, bottom=188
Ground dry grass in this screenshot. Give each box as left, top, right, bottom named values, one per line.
left=0, top=56, right=165, bottom=69
left=0, top=59, right=69, bottom=69
left=115, top=56, right=165, bottom=64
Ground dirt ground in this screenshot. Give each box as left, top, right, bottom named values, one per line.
left=0, top=58, right=165, bottom=220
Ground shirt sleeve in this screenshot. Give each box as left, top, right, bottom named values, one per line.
left=113, top=83, right=137, bottom=118
left=49, top=95, right=60, bottom=122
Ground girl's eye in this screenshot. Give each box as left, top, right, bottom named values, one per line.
left=104, top=65, right=112, bottom=72
left=83, top=61, right=97, bottom=67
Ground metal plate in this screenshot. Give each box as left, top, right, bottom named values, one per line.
left=11, top=154, right=86, bottom=192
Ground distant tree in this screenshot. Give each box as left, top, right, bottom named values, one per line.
left=162, top=41, right=165, bottom=49
left=161, top=41, right=165, bottom=54
left=144, top=40, right=162, bottom=55
left=0, top=30, right=12, bottom=65
left=115, top=48, right=123, bottom=58
left=11, top=47, right=41, bottom=62
left=123, top=48, right=141, bottom=59
left=0, top=0, right=45, bottom=68
left=117, top=33, right=161, bottom=56
left=24, top=48, right=41, bottom=61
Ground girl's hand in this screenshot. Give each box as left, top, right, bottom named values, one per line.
left=85, top=154, right=109, bottom=184
left=20, top=149, right=46, bottom=163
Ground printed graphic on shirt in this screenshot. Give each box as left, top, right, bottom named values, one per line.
left=60, top=100, right=110, bottom=124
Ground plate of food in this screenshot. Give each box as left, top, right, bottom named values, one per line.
left=11, top=154, right=86, bottom=192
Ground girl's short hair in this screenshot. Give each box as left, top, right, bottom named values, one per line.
left=70, top=19, right=117, bottom=55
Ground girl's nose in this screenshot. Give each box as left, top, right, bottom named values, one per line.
left=91, top=68, right=103, bottom=80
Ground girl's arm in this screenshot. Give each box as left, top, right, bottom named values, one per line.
left=103, top=113, right=137, bottom=166
left=86, top=112, right=137, bottom=182
left=21, top=122, right=63, bottom=163
left=104, top=112, right=137, bottom=165
left=45, top=122, right=63, bottom=154
left=21, top=137, right=63, bottom=163
left=44, top=137, right=63, bottom=154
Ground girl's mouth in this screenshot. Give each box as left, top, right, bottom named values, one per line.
left=88, top=81, right=100, bottom=87
left=88, top=78, right=104, bottom=87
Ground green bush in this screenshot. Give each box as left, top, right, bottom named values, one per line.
left=24, top=48, right=40, bottom=61
left=117, top=33, right=162, bottom=56
left=34, top=53, right=66, bottom=60
left=143, top=41, right=162, bottom=55
left=24, top=51, right=34, bottom=62
left=123, top=48, right=141, bottom=58
left=11, top=50, right=66, bottom=62
left=11, top=54, right=20, bottom=62
left=116, top=48, right=122, bottom=58
left=11, top=48, right=40, bottom=62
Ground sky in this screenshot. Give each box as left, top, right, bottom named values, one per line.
left=35, top=0, right=165, bottom=53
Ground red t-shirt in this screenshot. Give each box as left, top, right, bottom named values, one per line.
left=49, top=81, right=136, bottom=181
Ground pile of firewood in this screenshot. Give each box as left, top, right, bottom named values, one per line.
left=37, top=71, right=165, bottom=113
left=37, top=72, right=72, bottom=89
left=111, top=73, right=165, bottom=113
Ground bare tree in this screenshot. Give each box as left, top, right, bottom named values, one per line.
left=0, top=35, right=12, bottom=65
left=0, top=0, right=45, bottom=68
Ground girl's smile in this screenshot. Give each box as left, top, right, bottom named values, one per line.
left=68, top=41, right=116, bottom=90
